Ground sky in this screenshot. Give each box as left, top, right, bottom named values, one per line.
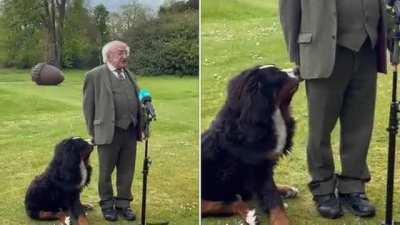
left=87, top=0, right=165, bottom=12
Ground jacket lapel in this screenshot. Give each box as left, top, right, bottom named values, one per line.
left=101, top=64, right=113, bottom=95
left=124, top=69, right=140, bottom=95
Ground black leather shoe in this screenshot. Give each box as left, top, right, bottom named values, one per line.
left=102, top=208, right=118, bottom=221
left=339, top=193, right=376, bottom=217
left=117, top=207, right=136, bottom=221
left=313, top=194, right=343, bottom=219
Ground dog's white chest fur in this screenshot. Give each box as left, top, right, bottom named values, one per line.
left=271, top=109, right=287, bottom=155
left=79, top=160, right=87, bottom=187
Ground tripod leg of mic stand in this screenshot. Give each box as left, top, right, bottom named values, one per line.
left=383, top=65, right=398, bottom=225
left=384, top=128, right=396, bottom=225
left=142, top=139, right=149, bottom=225
left=140, top=140, right=170, bottom=225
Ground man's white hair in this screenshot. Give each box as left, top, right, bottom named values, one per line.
left=101, top=40, right=130, bottom=63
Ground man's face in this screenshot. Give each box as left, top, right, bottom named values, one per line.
left=108, top=44, right=129, bottom=69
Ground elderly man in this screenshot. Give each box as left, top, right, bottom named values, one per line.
left=83, top=40, right=144, bottom=221
left=280, top=0, right=386, bottom=220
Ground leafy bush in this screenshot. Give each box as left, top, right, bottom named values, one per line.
left=126, top=10, right=198, bottom=75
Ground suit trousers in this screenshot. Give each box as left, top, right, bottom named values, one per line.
left=97, top=124, right=138, bottom=209
left=305, top=40, right=377, bottom=196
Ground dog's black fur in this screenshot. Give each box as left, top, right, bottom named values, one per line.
left=25, top=137, right=93, bottom=221
left=202, top=65, right=298, bottom=212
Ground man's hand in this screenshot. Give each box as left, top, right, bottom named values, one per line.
left=293, top=65, right=303, bottom=82
left=141, top=132, right=148, bottom=141
left=85, top=137, right=95, bottom=146
left=283, top=66, right=302, bottom=81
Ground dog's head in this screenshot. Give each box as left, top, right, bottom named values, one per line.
left=45, top=137, right=93, bottom=188
left=224, top=65, right=298, bottom=161
left=227, top=65, right=299, bottom=125
left=53, top=137, right=93, bottom=168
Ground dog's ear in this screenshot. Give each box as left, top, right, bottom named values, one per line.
left=238, top=90, right=271, bottom=125
left=57, top=139, right=81, bottom=180
left=228, top=67, right=257, bottom=99
left=227, top=67, right=262, bottom=111
left=237, top=69, right=275, bottom=126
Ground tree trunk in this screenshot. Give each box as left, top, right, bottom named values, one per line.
left=49, top=0, right=59, bottom=67
left=42, top=0, right=67, bottom=68
left=56, top=0, right=67, bottom=68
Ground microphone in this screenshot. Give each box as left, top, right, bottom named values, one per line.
left=139, top=89, right=156, bottom=121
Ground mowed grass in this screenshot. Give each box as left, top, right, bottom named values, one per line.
left=202, top=0, right=400, bottom=224
left=0, top=69, right=199, bottom=225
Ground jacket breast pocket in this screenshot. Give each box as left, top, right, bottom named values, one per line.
left=297, top=33, right=313, bottom=44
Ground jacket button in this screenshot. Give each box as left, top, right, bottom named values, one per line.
left=332, top=35, right=336, bottom=40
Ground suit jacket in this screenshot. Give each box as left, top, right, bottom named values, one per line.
left=279, top=0, right=387, bottom=79
left=83, top=64, right=144, bottom=145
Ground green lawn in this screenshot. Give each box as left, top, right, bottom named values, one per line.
left=0, top=69, right=199, bottom=225
left=201, top=0, right=400, bottom=224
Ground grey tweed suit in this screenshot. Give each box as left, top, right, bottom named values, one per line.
left=280, top=0, right=387, bottom=195
left=83, top=64, right=144, bottom=209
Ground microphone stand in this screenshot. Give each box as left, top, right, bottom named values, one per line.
left=384, top=2, right=400, bottom=224
left=140, top=105, right=168, bottom=225
left=141, top=114, right=152, bottom=225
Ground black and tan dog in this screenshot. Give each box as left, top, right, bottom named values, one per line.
left=201, top=65, right=299, bottom=225
left=25, top=137, right=93, bottom=225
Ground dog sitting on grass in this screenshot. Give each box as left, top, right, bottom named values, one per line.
left=25, top=137, right=93, bottom=225
left=201, top=65, right=299, bottom=225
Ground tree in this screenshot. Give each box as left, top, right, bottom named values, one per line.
left=188, top=0, right=199, bottom=10
left=62, top=0, right=98, bottom=68
left=124, top=1, right=198, bottom=75
left=93, top=4, right=109, bottom=63
left=0, top=0, right=45, bottom=68
left=41, top=0, right=69, bottom=68
left=108, top=1, right=150, bottom=40
left=94, top=4, right=109, bottom=46
left=0, top=0, right=199, bottom=74
left=120, top=1, right=149, bottom=31
left=159, top=0, right=198, bottom=14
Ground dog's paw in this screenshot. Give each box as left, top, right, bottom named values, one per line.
left=245, top=209, right=258, bottom=225
left=279, top=186, right=298, bottom=199
left=283, top=202, right=288, bottom=209
left=62, top=216, right=71, bottom=225
left=82, top=203, right=94, bottom=211
left=285, top=186, right=298, bottom=199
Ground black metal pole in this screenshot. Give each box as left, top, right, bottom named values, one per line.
left=138, top=97, right=168, bottom=225
left=141, top=138, right=150, bottom=225
left=385, top=68, right=398, bottom=225
left=384, top=6, right=400, bottom=223
left=141, top=110, right=152, bottom=225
